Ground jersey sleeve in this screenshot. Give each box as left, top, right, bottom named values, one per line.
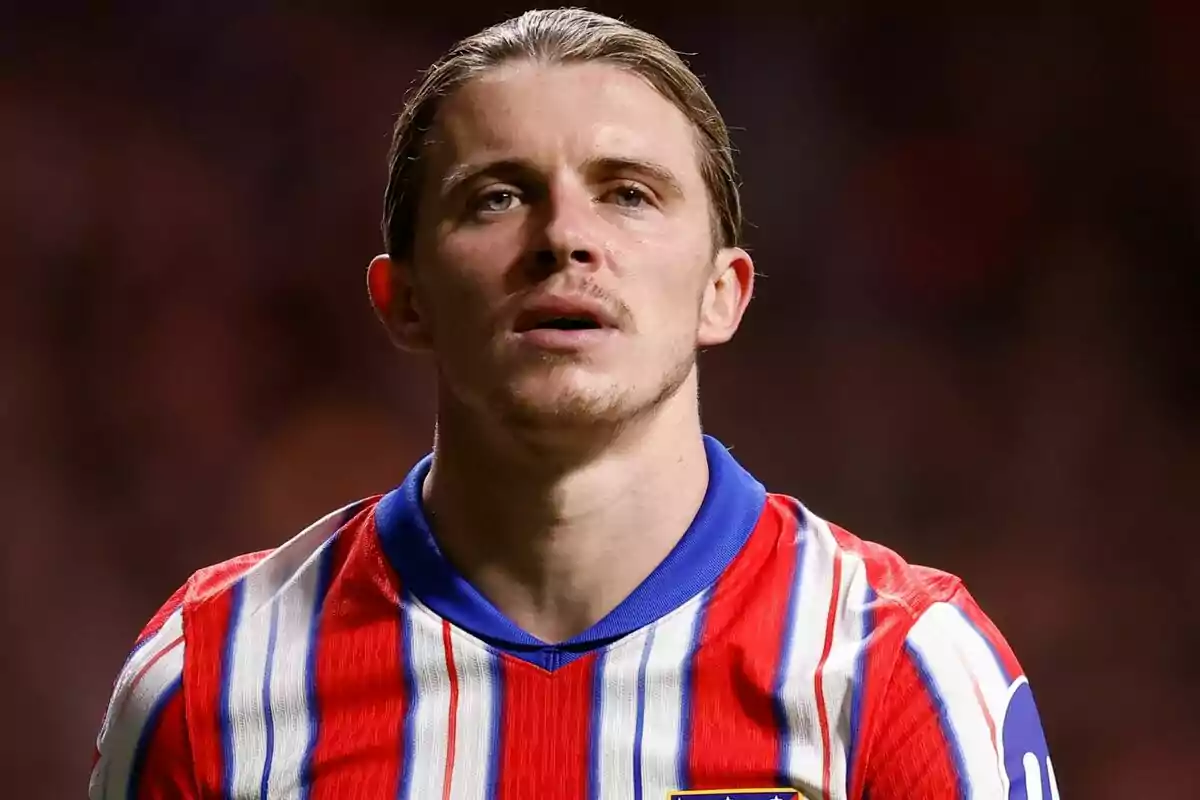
left=861, top=590, right=1060, bottom=799
left=90, top=586, right=198, bottom=799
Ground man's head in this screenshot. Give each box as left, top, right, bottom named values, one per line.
left=368, top=8, right=755, bottom=437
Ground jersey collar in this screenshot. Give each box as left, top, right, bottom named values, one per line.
left=374, top=435, right=766, bottom=660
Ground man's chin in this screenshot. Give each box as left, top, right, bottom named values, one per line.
left=497, top=386, right=625, bottom=429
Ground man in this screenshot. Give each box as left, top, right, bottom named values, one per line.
left=92, top=8, right=1059, bottom=799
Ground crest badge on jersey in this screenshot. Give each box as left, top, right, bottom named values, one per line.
left=668, top=791, right=800, bottom=799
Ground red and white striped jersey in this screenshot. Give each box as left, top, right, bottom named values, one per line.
left=91, top=436, right=1058, bottom=799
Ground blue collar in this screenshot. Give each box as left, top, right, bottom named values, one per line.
left=374, top=435, right=766, bottom=668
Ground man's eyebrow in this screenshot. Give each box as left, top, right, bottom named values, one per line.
left=584, top=156, right=685, bottom=198
left=438, top=155, right=687, bottom=198
left=440, top=159, right=534, bottom=197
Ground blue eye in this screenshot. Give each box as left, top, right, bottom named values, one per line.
left=609, top=184, right=651, bottom=209
left=476, top=189, right=521, bottom=214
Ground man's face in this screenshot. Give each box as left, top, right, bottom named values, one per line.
left=391, top=60, right=751, bottom=430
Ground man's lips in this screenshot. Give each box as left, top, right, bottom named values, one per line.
left=512, top=294, right=620, bottom=333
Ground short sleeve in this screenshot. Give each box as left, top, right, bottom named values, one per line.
left=861, top=593, right=1059, bottom=799
left=90, top=587, right=198, bottom=799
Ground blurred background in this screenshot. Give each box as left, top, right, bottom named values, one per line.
left=2, top=3, right=1197, bottom=797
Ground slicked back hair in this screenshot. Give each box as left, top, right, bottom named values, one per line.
left=382, top=8, right=743, bottom=260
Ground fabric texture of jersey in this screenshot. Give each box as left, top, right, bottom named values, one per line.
left=91, top=436, right=1058, bottom=800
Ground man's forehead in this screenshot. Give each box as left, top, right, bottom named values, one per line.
left=428, top=61, right=701, bottom=180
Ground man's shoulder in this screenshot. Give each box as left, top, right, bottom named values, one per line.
left=170, top=496, right=382, bottom=629
left=766, top=492, right=969, bottom=629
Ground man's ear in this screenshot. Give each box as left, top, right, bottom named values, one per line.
left=367, top=254, right=433, bottom=352
left=696, top=246, right=755, bottom=347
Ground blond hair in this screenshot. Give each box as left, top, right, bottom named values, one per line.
left=382, top=8, right=743, bottom=258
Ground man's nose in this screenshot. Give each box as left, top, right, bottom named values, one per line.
left=527, top=180, right=604, bottom=279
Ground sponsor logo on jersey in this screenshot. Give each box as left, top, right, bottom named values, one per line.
left=998, top=676, right=1060, bottom=800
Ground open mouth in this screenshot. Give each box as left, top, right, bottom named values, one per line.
left=514, top=311, right=607, bottom=333
left=524, top=316, right=602, bottom=331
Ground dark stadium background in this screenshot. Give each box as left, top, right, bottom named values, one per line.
left=3, top=3, right=1197, bottom=797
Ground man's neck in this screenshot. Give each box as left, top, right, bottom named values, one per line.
left=422, top=386, right=710, bottom=643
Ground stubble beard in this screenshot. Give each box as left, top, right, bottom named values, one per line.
left=489, top=344, right=698, bottom=442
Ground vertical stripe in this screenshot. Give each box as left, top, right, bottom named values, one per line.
left=920, top=604, right=1013, bottom=737
left=825, top=524, right=923, bottom=800
left=183, top=554, right=271, bottom=797
left=588, top=649, right=608, bottom=800
left=595, top=629, right=652, bottom=800
left=224, top=536, right=339, bottom=800
left=126, top=677, right=184, bottom=797
left=635, top=592, right=709, bottom=798
left=951, top=594, right=1023, bottom=681
left=862, top=649, right=963, bottom=798
left=303, top=524, right=406, bottom=800
left=915, top=602, right=1019, bottom=785
left=907, top=608, right=1006, bottom=798
left=972, top=675, right=998, bottom=752
left=113, top=629, right=185, bottom=745
left=404, top=600, right=453, bottom=799
left=946, top=604, right=1017, bottom=714
left=776, top=510, right=835, bottom=795
left=820, top=537, right=875, bottom=800
left=98, top=637, right=186, bottom=800
left=631, top=626, right=655, bottom=800
left=844, top=585, right=876, bottom=789
left=262, top=541, right=333, bottom=798
left=686, top=499, right=797, bottom=789
left=906, top=642, right=971, bottom=797
left=485, top=651, right=505, bottom=800
left=441, top=622, right=460, bottom=800
left=397, top=597, right=417, bottom=800
left=123, top=677, right=190, bottom=799
left=496, top=653, right=596, bottom=798
left=776, top=514, right=876, bottom=799
left=225, top=571, right=275, bottom=799
left=773, top=531, right=807, bottom=788
left=674, top=592, right=707, bottom=791
left=259, top=601, right=281, bottom=799
left=298, top=539, right=337, bottom=798
left=220, top=580, right=246, bottom=800
left=813, top=547, right=844, bottom=800
left=445, top=625, right=501, bottom=800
